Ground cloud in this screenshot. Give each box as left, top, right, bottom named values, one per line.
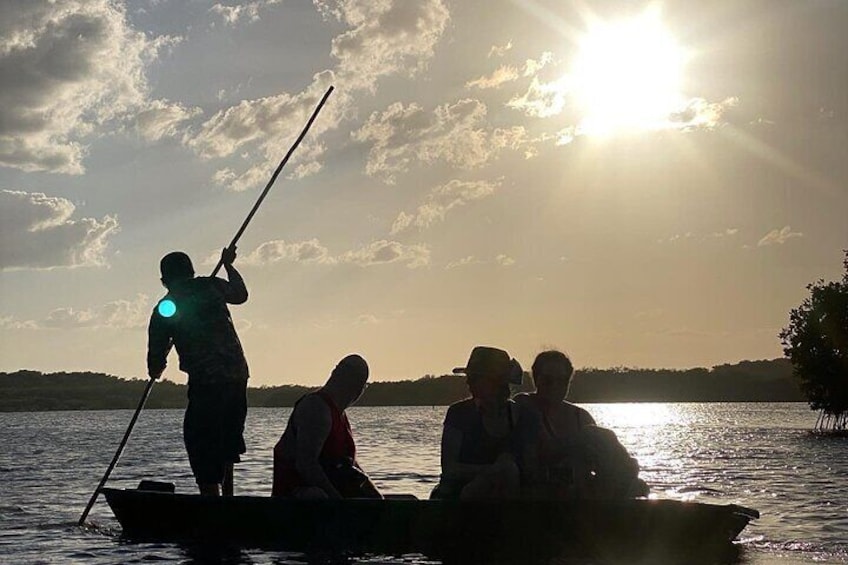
left=445, top=255, right=479, bottom=269
left=390, top=178, right=500, bottom=234
left=658, top=228, right=739, bottom=244
left=185, top=71, right=344, bottom=191
left=210, top=1, right=281, bottom=26
left=339, top=240, right=430, bottom=268
left=318, top=0, right=450, bottom=91
left=670, top=97, right=739, bottom=130
left=0, top=190, right=119, bottom=271
left=353, top=99, right=529, bottom=183
left=757, top=226, right=803, bottom=247
left=239, top=239, right=334, bottom=266
left=488, top=41, right=513, bottom=58
left=466, top=66, right=521, bottom=90
left=0, top=316, right=38, bottom=330
left=2, top=294, right=151, bottom=330
left=0, top=0, right=171, bottom=173
left=507, top=76, right=567, bottom=118
left=466, top=52, right=554, bottom=91
left=188, top=1, right=451, bottom=191
left=355, top=314, right=380, bottom=325
left=186, top=73, right=339, bottom=160
left=134, top=99, right=202, bottom=142
left=235, top=238, right=430, bottom=269
left=444, top=254, right=514, bottom=269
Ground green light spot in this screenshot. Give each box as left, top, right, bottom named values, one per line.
left=158, top=299, right=177, bottom=318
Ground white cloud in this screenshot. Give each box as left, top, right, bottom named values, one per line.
left=339, top=240, right=431, bottom=269
left=444, top=254, right=514, bottom=269
left=134, top=99, right=202, bottom=142
left=0, top=0, right=171, bottom=173
left=0, top=316, right=38, bottom=330
left=355, top=314, right=380, bottom=325
left=488, top=41, right=513, bottom=58
left=210, top=1, right=281, bottom=26
left=353, top=99, right=529, bottom=183
left=466, top=53, right=553, bottom=91
left=0, top=190, right=119, bottom=271
left=466, top=66, right=521, bottom=90
left=757, top=226, right=803, bottom=247
left=2, top=294, right=150, bottom=330
left=507, top=76, right=567, bottom=118
left=390, top=179, right=500, bottom=234
left=186, top=73, right=339, bottom=160
left=239, top=239, right=334, bottom=266
left=445, top=255, right=479, bottom=269
left=186, top=71, right=344, bottom=191
left=319, top=0, right=450, bottom=91
left=658, top=228, right=739, bottom=244
left=235, top=238, right=430, bottom=269
left=187, top=1, right=451, bottom=191
left=670, top=97, right=739, bottom=130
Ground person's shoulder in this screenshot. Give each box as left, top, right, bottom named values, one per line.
left=446, top=397, right=474, bottom=413
left=512, top=398, right=542, bottom=427
left=444, top=398, right=475, bottom=424
left=563, top=401, right=595, bottom=423
left=294, top=392, right=332, bottom=423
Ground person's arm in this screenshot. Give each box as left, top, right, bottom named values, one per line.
left=439, top=407, right=502, bottom=481
left=518, top=406, right=542, bottom=485
left=146, top=310, right=171, bottom=379
left=293, top=395, right=342, bottom=499
left=217, top=246, right=248, bottom=304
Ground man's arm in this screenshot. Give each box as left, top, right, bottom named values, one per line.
left=218, top=246, right=248, bottom=304
left=293, top=395, right=343, bottom=499
left=146, top=311, right=172, bottom=379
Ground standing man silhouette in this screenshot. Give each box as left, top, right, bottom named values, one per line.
left=147, top=247, right=250, bottom=496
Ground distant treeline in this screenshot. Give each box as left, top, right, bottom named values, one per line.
left=0, top=359, right=803, bottom=412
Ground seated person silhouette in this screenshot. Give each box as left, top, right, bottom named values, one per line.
left=515, top=350, right=648, bottom=499
left=430, top=346, right=539, bottom=500
left=272, top=354, right=382, bottom=499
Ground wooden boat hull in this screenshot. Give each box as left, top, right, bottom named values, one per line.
left=100, top=487, right=757, bottom=561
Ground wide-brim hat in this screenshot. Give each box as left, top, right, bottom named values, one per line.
left=453, top=346, right=523, bottom=385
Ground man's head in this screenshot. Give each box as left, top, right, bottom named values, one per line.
left=454, top=346, right=522, bottom=405
left=531, top=349, right=574, bottom=403
left=325, top=354, right=370, bottom=409
left=160, top=252, right=195, bottom=287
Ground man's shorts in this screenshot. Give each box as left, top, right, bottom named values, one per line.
left=183, top=376, right=248, bottom=485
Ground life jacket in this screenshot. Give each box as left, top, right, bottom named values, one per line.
left=272, top=390, right=356, bottom=496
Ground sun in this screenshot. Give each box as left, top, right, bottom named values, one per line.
left=569, top=8, right=688, bottom=135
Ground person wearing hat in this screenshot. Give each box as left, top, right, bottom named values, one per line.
left=147, top=247, right=250, bottom=497
left=430, top=346, right=540, bottom=500
left=272, top=354, right=382, bottom=499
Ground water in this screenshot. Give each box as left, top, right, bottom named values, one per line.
left=1, top=403, right=846, bottom=564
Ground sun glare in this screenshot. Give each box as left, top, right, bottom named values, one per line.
left=569, top=8, right=687, bottom=135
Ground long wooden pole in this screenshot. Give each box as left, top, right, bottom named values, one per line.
left=78, top=85, right=335, bottom=526
left=78, top=378, right=155, bottom=525
left=211, top=85, right=335, bottom=276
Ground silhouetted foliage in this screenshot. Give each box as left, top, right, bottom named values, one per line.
left=780, top=251, right=848, bottom=432
left=1, top=359, right=803, bottom=412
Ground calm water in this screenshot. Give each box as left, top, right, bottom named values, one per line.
left=1, top=403, right=846, bottom=564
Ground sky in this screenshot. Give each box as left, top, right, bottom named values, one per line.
left=1, top=0, right=846, bottom=387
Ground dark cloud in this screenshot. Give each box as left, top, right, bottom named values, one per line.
left=0, top=190, right=119, bottom=270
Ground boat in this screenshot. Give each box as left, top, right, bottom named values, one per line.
left=100, top=483, right=758, bottom=562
